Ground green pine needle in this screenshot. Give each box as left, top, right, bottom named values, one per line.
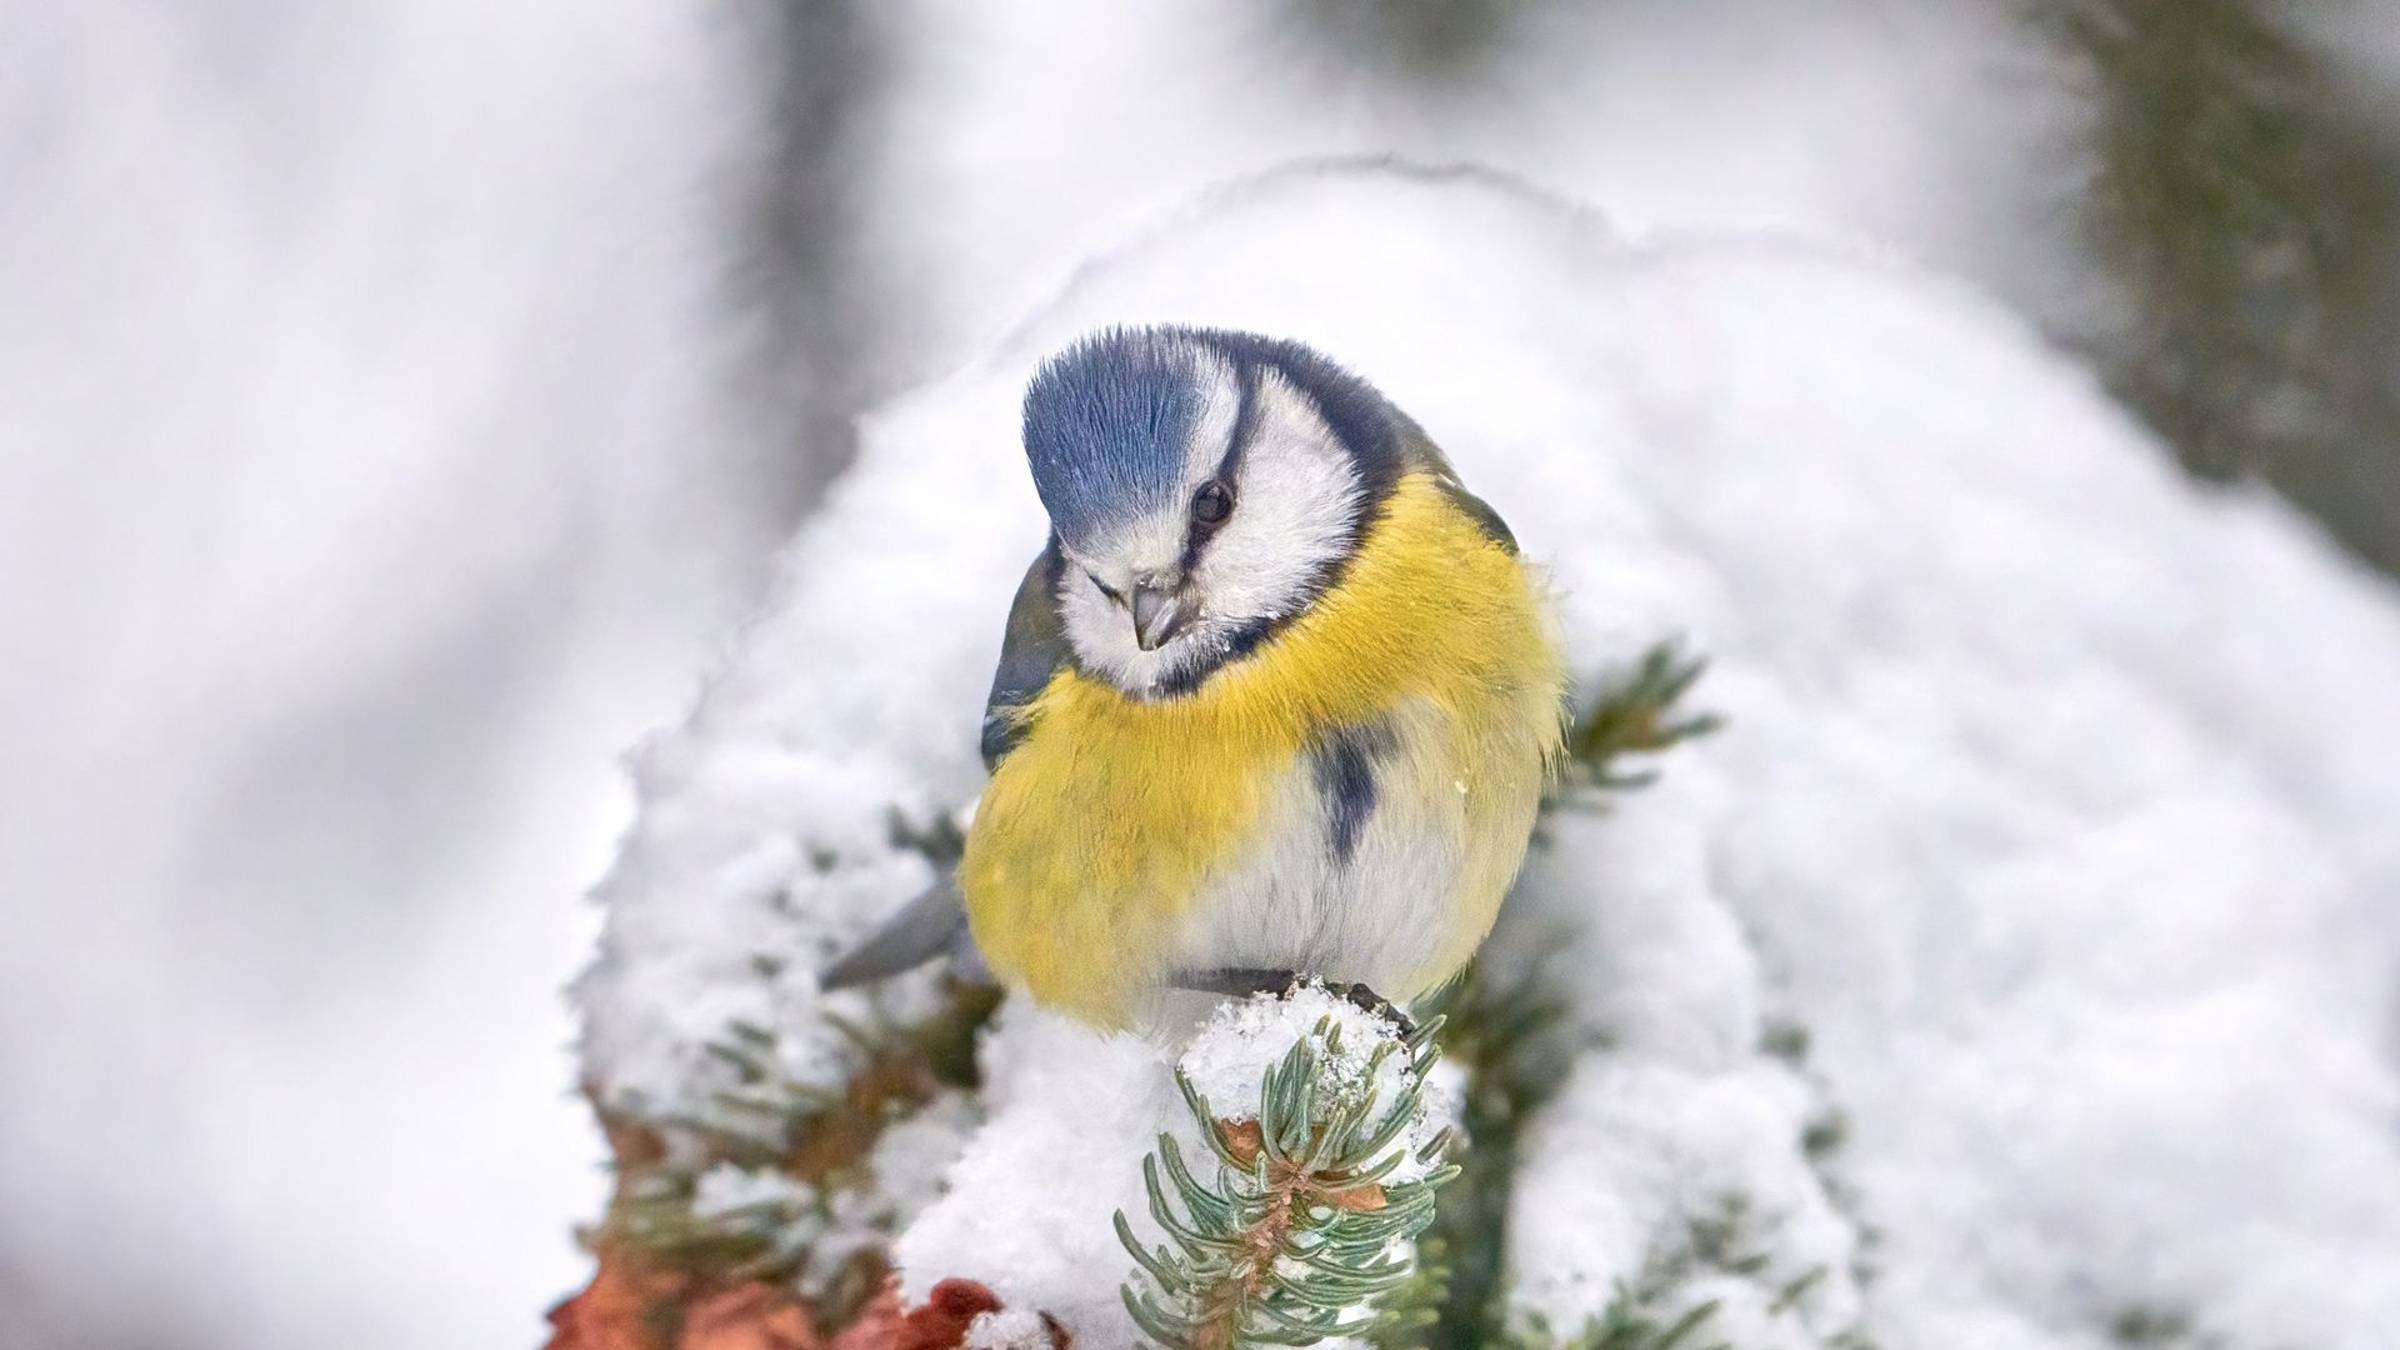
left=1555, top=642, right=1723, bottom=805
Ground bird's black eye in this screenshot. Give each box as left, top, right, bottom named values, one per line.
left=1191, top=480, right=1235, bottom=528
left=1088, top=572, right=1124, bottom=605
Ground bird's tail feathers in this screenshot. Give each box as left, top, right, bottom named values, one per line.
left=819, top=879, right=975, bottom=991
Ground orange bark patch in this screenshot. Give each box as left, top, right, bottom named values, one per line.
left=1217, top=1118, right=1265, bottom=1167
left=544, top=1247, right=691, bottom=1350
left=681, top=1283, right=824, bottom=1350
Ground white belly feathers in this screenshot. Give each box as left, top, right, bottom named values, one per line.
left=1163, top=696, right=1502, bottom=1002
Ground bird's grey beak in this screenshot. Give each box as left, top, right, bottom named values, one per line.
left=1131, top=583, right=1188, bottom=651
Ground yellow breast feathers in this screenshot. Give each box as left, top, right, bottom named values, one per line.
left=960, top=473, right=1566, bottom=1025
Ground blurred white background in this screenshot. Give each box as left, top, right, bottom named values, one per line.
left=0, top=3, right=797, bottom=1344
left=2, top=2, right=2395, bottom=1347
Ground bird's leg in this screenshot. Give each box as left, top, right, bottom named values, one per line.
left=1175, top=966, right=1305, bottom=999
left=1172, top=968, right=1417, bottom=1038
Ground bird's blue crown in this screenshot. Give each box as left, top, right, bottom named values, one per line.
left=1021, top=328, right=1205, bottom=545
left=1023, top=326, right=1410, bottom=549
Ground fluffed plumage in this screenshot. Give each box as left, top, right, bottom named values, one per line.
left=965, top=472, right=1563, bottom=1025
left=827, top=326, right=1565, bottom=1029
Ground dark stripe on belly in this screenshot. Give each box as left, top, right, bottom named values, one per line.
left=1311, top=720, right=1395, bottom=867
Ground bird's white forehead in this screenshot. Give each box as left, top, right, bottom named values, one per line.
left=1181, top=344, right=1243, bottom=481
left=1066, top=344, right=1243, bottom=578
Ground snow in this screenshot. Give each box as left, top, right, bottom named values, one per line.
left=872, top=1093, right=984, bottom=1223
left=577, top=157, right=2400, bottom=1346
left=890, top=1005, right=1177, bottom=1341
left=692, top=1162, right=813, bottom=1223
left=1177, top=984, right=1405, bottom=1117
left=962, top=1307, right=1055, bottom=1350
left=1508, top=1047, right=1869, bottom=1344
left=1176, top=983, right=1450, bottom=1185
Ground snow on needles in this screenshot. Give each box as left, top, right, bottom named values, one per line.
left=577, top=160, right=2400, bottom=1347
left=1177, top=983, right=1450, bottom=1186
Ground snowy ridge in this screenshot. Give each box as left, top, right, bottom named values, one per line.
left=576, top=161, right=2400, bottom=1346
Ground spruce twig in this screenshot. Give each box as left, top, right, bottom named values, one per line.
left=1119, top=1014, right=1457, bottom=1348
left=1556, top=642, right=1722, bottom=802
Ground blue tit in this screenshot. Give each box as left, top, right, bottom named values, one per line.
left=825, top=326, right=1565, bottom=1028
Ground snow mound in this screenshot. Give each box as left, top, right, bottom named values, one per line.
left=577, top=160, right=2400, bottom=1346
left=962, top=1307, right=1055, bottom=1350
left=890, top=1003, right=1176, bottom=1339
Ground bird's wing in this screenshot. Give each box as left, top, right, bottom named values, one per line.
left=1433, top=475, right=1518, bottom=553
left=979, top=541, right=1074, bottom=770
left=821, top=545, right=1065, bottom=992
left=1396, top=423, right=1519, bottom=554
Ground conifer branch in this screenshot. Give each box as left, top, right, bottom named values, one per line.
left=1118, top=1006, right=1458, bottom=1349
left=593, top=974, right=999, bottom=1331
left=1557, top=642, right=1722, bottom=801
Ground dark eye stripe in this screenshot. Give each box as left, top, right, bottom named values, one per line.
left=1180, top=361, right=1260, bottom=571
left=1088, top=572, right=1124, bottom=604
left=1216, top=359, right=1260, bottom=485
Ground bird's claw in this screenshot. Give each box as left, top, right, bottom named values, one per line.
left=1329, top=981, right=1416, bottom=1038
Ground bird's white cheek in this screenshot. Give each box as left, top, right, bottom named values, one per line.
left=1198, top=478, right=1360, bottom=621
